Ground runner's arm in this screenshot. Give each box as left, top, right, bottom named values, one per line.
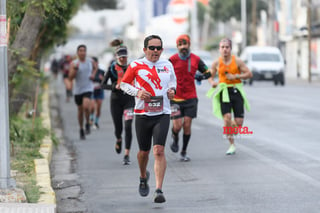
left=68, top=61, right=77, bottom=81
left=208, top=60, right=219, bottom=87
left=167, top=62, right=177, bottom=99
left=120, top=64, right=139, bottom=96
left=226, top=58, right=252, bottom=80
left=195, top=59, right=212, bottom=80
left=120, top=82, right=139, bottom=96
left=90, top=59, right=97, bottom=80
left=236, top=58, right=252, bottom=80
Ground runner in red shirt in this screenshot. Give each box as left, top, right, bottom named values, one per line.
left=169, top=34, right=211, bottom=161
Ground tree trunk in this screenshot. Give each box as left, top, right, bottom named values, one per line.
left=250, top=0, right=257, bottom=45
left=8, top=4, right=44, bottom=114
left=31, top=26, right=47, bottom=61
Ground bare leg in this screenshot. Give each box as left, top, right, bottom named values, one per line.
left=182, top=116, right=192, bottom=135
left=223, top=113, right=234, bottom=145
left=172, top=118, right=183, bottom=134
left=234, top=117, right=244, bottom=127
left=82, top=97, right=91, bottom=125
left=95, top=99, right=102, bottom=118
left=77, top=105, right=84, bottom=129
left=137, top=150, right=150, bottom=178
left=153, top=145, right=166, bottom=190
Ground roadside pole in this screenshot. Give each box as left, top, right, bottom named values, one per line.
left=0, top=0, right=14, bottom=189
left=307, top=0, right=312, bottom=83
left=241, top=0, right=247, bottom=50
left=191, top=0, right=199, bottom=50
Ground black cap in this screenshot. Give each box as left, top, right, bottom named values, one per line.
left=116, top=46, right=128, bottom=57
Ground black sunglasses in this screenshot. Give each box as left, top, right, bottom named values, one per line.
left=148, top=46, right=162, bottom=51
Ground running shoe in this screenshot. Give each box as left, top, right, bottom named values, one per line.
left=115, top=140, right=122, bottom=154
left=123, top=155, right=131, bottom=165
left=226, top=144, right=236, bottom=155
left=80, top=129, right=85, bottom=140
left=94, top=123, right=99, bottom=129
left=180, top=151, right=190, bottom=162
left=170, top=133, right=179, bottom=153
left=153, top=188, right=166, bottom=203
left=170, top=141, right=179, bottom=153
left=139, top=170, right=150, bottom=197
left=85, top=123, right=90, bottom=134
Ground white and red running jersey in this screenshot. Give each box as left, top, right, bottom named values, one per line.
left=120, top=57, right=177, bottom=116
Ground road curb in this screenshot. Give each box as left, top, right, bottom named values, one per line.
left=34, top=83, right=56, bottom=206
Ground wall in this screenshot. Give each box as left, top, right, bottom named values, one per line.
left=285, top=37, right=320, bottom=80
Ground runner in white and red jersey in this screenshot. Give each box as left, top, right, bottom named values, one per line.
left=120, top=35, right=176, bottom=203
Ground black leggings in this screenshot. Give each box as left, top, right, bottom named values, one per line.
left=135, top=114, right=170, bottom=151
left=110, top=93, right=134, bottom=150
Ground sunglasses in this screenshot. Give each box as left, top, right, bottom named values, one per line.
left=148, top=46, right=162, bottom=51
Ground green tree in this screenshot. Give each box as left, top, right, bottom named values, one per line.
left=208, top=0, right=267, bottom=44
left=7, top=0, right=82, bottom=114
left=86, top=0, right=117, bottom=10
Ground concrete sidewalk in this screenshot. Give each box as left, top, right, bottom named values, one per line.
left=0, top=203, right=55, bottom=213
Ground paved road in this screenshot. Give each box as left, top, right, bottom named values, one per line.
left=51, top=75, right=320, bottom=213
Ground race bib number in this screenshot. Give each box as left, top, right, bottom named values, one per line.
left=144, top=96, right=163, bottom=112
left=93, top=82, right=101, bottom=89
left=124, top=108, right=134, bottom=120
left=170, top=104, right=181, bottom=118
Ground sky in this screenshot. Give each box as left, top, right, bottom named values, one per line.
left=69, top=0, right=137, bottom=34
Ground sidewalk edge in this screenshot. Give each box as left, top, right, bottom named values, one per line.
left=34, top=83, right=56, bottom=206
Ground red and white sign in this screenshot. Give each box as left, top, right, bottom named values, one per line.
left=168, top=0, right=209, bottom=24
left=0, top=15, right=7, bottom=47
left=168, top=0, right=191, bottom=24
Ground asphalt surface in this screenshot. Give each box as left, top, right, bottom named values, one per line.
left=50, top=75, right=320, bottom=213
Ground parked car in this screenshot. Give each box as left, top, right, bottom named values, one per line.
left=192, top=50, right=213, bottom=68
left=240, top=46, right=286, bottom=86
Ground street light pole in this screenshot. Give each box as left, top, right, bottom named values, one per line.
left=241, top=0, right=247, bottom=50
left=0, top=0, right=14, bottom=189
left=307, top=0, right=312, bottom=83
left=191, top=0, right=199, bottom=50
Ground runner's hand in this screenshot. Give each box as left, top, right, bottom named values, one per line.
left=137, top=90, right=151, bottom=100
left=226, top=73, right=236, bottom=80
left=167, top=88, right=175, bottom=100
left=211, top=81, right=218, bottom=88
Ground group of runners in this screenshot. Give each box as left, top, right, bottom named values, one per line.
left=53, top=35, right=252, bottom=204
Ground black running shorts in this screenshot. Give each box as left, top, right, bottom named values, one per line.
left=170, top=98, right=198, bottom=120
left=135, top=114, right=170, bottom=151
left=74, top=92, right=92, bottom=106
left=220, top=87, right=244, bottom=118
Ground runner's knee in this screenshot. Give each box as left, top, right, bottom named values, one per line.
left=153, top=145, right=165, bottom=157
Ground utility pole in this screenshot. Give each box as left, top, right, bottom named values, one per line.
left=250, top=0, right=257, bottom=45
left=0, top=0, right=14, bottom=189
left=191, top=0, right=199, bottom=50
left=307, top=0, right=312, bottom=83
left=241, top=0, right=247, bottom=50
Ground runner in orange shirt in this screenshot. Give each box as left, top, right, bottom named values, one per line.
left=207, top=38, right=252, bottom=155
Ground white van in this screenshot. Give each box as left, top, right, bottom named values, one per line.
left=240, top=46, right=285, bottom=85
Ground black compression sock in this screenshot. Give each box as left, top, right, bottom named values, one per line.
left=172, top=128, right=179, bottom=143
left=182, top=134, right=190, bottom=152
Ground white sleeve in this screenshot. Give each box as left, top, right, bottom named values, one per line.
left=168, top=62, right=177, bottom=89
left=120, top=82, right=139, bottom=97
